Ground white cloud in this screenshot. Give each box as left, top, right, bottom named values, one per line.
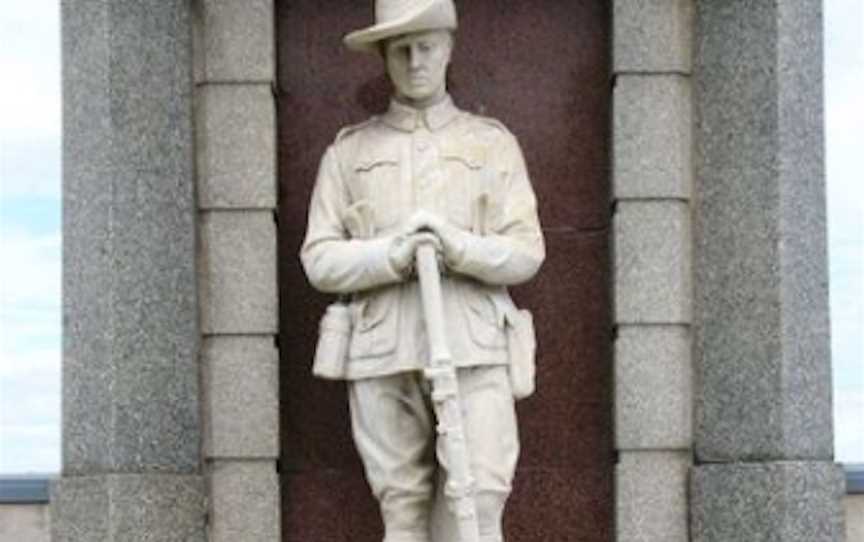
left=0, top=2, right=61, bottom=142
left=824, top=0, right=864, bottom=87
left=825, top=75, right=864, bottom=234
left=0, top=349, right=60, bottom=474
left=0, top=59, right=60, bottom=141
left=835, top=390, right=864, bottom=464
left=0, top=427, right=59, bottom=475
left=0, top=1, right=62, bottom=206
left=0, top=225, right=61, bottom=473
left=0, top=228, right=61, bottom=309
left=0, top=139, right=61, bottom=199
left=0, top=346, right=59, bottom=380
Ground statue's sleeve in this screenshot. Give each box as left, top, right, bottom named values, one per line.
left=449, top=132, right=546, bottom=285
left=300, top=144, right=402, bottom=293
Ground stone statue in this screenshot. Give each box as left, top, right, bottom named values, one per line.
left=300, top=1, right=545, bottom=540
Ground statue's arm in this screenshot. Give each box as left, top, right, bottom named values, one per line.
left=300, top=145, right=402, bottom=294
left=447, top=134, right=545, bottom=285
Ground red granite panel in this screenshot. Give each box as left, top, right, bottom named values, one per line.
left=505, top=467, right=614, bottom=541
left=512, top=231, right=611, bottom=407
left=449, top=1, right=611, bottom=231
left=282, top=471, right=382, bottom=542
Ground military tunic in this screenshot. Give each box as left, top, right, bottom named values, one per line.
left=301, top=95, right=545, bottom=380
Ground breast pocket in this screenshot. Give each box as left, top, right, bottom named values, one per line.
left=441, top=148, right=487, bottom=231
left=354, top=155, right=402, bottom=232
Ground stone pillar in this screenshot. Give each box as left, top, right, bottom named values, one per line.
left=612, top=2, right=694, bottom=541
left=192, top=1, right=281, bottom=540
left=692, top=2, right=845, bottom=540
left=53, top=1, right=206, bottom=540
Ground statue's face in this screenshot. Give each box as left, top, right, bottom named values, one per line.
left=384, top=30, right=453, bottom=107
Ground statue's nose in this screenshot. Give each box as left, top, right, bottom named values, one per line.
left=409, top=47, right=422, bottom=69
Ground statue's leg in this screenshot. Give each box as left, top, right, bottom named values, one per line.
left=349, top=372, right=437, bottom=542
left=452, top=365, right=519, bottom=542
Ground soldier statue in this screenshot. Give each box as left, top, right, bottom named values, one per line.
left=300, top=1, right=545, bottom=540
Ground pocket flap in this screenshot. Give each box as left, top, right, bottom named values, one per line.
left=441, top=143, right=485, bottom=169
left=353, top=292, right=390, bottom=331
left=354, top=154, right=398, bottom=172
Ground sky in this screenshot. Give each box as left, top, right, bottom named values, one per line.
left=0, top=1, right=62, bottom=474
left=0, top=2, right=862, bottom=474
left=825, top=0, right=864, bottom=467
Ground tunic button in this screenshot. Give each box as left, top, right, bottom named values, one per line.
left=417, top=141, right=428, bottom=152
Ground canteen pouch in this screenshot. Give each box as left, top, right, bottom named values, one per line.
left=312, top=302, right=352, bottom=380
left=505, top=309, right=537, bottom=400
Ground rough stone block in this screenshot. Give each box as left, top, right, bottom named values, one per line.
left=694, top=0, right=832, bottom=462
left=615, top=325, right=692, bottom=450
left=196, top=84, right=276, bottom=209
left=614, top=201, right=691, bottom=324
left=617, top=451, right=690, bottom=542
left=691, top=462, right=846, bottom=542
left=613, top=75, right=691, bottom=199
left=203, top=337, right=279, bottom=458
left=0, top=505, right=50, bottom=542
left=51, top=475, right=206, bottom=542
left=209, top=461, right=280, bottom=542
left=196, top=0, right=273, bottom=82
left=614, top=0, right=693, bottom=73
left=199, top=211, right=278, bottom=334
left=846, top=495, right=864, bottom=542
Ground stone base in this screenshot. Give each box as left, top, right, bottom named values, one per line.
left=691, top=462, right=846, bottom=542
left=51, top=474, right=206, bottom=542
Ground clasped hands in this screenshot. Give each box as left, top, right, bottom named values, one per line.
left=388, top=210, right=468, bottom=277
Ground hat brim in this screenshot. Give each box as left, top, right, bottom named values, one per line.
left=344, top=0, right=456, bottom=53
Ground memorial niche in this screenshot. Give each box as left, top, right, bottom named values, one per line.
left=300, top=1, right=545, bottom=540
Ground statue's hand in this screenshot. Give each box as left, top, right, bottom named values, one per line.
left=405, top=210, right=468, bottom=268
left=388, top=232, right=441, bottom=278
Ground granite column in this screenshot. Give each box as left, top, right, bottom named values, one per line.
left=53, top=1, right=206, bottom=539
left=692, top=2, right=845, bottom=540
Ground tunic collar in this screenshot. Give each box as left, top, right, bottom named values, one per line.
left=381, top=94, right=460, bottom=132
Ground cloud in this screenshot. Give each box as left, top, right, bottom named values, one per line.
left=0, top=224, right=61, bottom=474
left=0, top=139, right=61, bottom=199
left=826, top=75, right=864, bottom=228
left=0, top=228, right=60, bottom=309
left=0, top=423, right=59, bottom=475
left=0, top=346, right=59, bottom=380
left=824, top=0, right=864, bottom=92
left=0, top=3, right=60, bottom=142
left=0, top=348, right=60, bottom=474
left=835, top=390, right=864, bottom=464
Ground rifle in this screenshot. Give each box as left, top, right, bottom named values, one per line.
left=415, top=243, right=480, bottom=542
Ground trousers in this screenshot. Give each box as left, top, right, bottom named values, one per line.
left=349, top=365, right=519, bottom=542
